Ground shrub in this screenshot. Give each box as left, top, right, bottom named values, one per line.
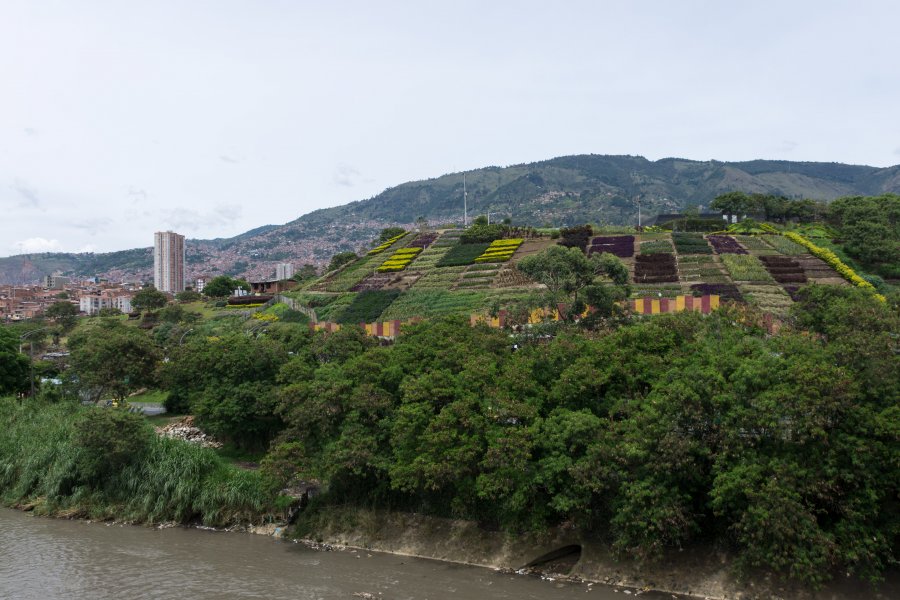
left=73, top=408, right=153, bottom=484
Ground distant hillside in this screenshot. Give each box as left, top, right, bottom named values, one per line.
left=2, top=155, right=899, bottom=284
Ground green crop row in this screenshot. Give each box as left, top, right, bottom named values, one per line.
left=721, top=254, right=773, bottom=282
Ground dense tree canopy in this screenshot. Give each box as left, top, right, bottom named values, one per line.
left=202, top=276, right=250, bottom=298
left=131, top=287, right=169, bottom=312
left=68, top=320, right=160, bottom=401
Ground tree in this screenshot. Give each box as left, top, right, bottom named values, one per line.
left=175, top=290, right=202, bottom=303
left=132, top=287, right=168, bottom=312
left=292, top=264, right=318, bottom=281
left=72, top=408, right=152, bottom=484
left=68, top=320, right=160, bottom=401
left=0, top=328, right=29, bottom=395
left=326, top=251, right=357, bottom=273
left=45, top=301, right=78, bottom=330
left=202, top=276, right=248, bottom=298
left=377, top=227, right=406, bottom=243
left=517, top=245, right=598, bottom=303
left=710, top=191, right=752, bottom=218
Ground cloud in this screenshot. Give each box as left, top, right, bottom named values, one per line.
left=777, top=140, right=798, bottom=152
left=13, top=237, right=61, bottom=253
left=23, top=127, right=38, bottom=137
left=161, top=204, right=242, bottom=232
left=72, top=217, right=113, bottom=235
left=10, top=179, right=41, bottom=208
left=219, top=155, right=239, bottom=164
left=127, top=186, right=149, bottom=204
left=333, top=163, right=370, bottom=187
left=894, top=147, right=900, bottom=156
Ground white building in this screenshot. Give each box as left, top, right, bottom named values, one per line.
left=154, top=231, right=186, bottom=293
left=79, top=294, right=133, bottom=315
left=275, top=263, right=295, bottom=280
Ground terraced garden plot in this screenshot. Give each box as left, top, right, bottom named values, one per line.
left=758, top=255, right=807, bottom=284
left=406, top=232, right=439, bottom=249
left=350, top=273, right=395, bottom=292
left=335, top=290, right=401, bottom=323
left=411, top=265, right=468, bottom=289
left=738, top=284, right=794, bottom=316
left=793, top=256, right=848, bottom=284
left=689, top=283, right=743, bottom=301
left=707, top=235, right=747, bottom=255
left=734, top=235, right=779, bottom=255
left=640, top=240, right=675, bottom=254
left=587, top=235, right=635, bottom=258
left=437, top=242, right=491, bottom=267
left=672, top=233, right=713, bottom=255
left=378, top=289, right=527, bottom=320
left=288, top=292, right=355, bottom=321
left=678, top=257, right=731, bottom=284
left=318, top=235, right=412, bottom=292
left=495, top=266, right=535, bottom=288
left=630, top=285, right=684, bottom=298
left=432, top=230, right=463, bottom=247
left=721, top=254, right=774, bottom=283
left=634, top=253, right=679, bottom=283
left=763, top=235, right=806, bottom=255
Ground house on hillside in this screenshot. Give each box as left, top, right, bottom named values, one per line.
left=249, top=279, right=299, bottom=295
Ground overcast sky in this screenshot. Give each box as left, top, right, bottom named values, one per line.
left=2, top=1, right=899, bottom=255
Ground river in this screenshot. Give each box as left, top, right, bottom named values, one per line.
left=0, top=509, right=677, bottom=600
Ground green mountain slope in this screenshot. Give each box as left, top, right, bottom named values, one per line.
left=2, top=155, right=898, bottom=284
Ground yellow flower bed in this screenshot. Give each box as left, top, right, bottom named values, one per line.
left=784, top=232, right=886, bottom=302
left=376, top=246, right=422, bottom=272
left=474, top=238, right=523, bottom=263
left=367, top=232, right=407, bottom=256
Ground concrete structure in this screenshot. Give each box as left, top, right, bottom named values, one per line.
left=275, top=263, right=295, bottom=281
left=249, top=279, right=298, bottom=295
left=43, top=275, right=71, bottom=289
left=153, top=231, right=186, bottom=293
left=79, top=292, right=133, bottom=315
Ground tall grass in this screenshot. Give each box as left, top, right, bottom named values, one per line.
left=0, top=398, right=274, bottom=526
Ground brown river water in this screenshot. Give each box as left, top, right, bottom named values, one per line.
left=0, top=508, right=681, bottom=600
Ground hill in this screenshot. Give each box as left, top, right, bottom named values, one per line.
left=3, top=154, right=899, bottom=284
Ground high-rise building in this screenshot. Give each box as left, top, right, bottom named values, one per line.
left=153, top=231, right=185, bottom=293
left=275, top=263, right=295, bottom=281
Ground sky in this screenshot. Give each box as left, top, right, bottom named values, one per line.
left=2, top=0, right=899, bottom=255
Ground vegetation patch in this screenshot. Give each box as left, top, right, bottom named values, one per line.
left=335, top=290, right=402, bottom=323
left=437, top=243, right=491, bottom=267
left=721, top=254, right=773, bottom=282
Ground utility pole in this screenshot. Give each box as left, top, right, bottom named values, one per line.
left=20, top=327, right=50, bottom=397
left=635, top=195, right=642, bottom=229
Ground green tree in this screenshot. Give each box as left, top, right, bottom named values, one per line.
left=202, top=276, right=249, bottom=298
left=517, top=245, right=602, bottom=304
left=68, top=321, right=160, bottom=401
left=0, top=328, right=29, bottom=395
left=711, top=191, right=753, bottom=217
left=326, top=251, right=357, bottom=273
left=377, top=227, right=406, bottom=242
left=175, top=290, right=202, bottom=303
left=132, top=287, right=169, bottom=312
left=44, top=301, right=78, bottom=330
left=72, top=408, right=153, bottom=484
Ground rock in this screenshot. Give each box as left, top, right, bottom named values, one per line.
left=155, top=415, right=223, bottom=448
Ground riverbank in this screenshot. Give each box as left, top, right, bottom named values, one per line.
left=288, top=506, right=900, bottom=600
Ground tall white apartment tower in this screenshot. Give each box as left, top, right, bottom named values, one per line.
left=153, top=231, right=186, bottom=293
left=275, top=263, right=295, bottom=281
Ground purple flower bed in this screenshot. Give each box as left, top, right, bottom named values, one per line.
left=634, top=253, right=678, bottom=283
left=759, top=255, right=807, bottom=284
left=350, top=274, right=395, bottom=292
left=587, top=235, right=635, bottom=258
left=406, top=232, right=439, bottom=249
left=707, top=235, right=747, bottom=255
left=689, top=283, right=743, bottom=301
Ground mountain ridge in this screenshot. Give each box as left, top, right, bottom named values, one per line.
left=3, top=154, right=899, bottom=285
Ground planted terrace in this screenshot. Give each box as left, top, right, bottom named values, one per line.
left=707, top=235, right=747, bottom=254
left=587, top=235, right=634, bottom=257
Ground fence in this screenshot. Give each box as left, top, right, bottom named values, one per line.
left=631, top=294, right=720, bottom=315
